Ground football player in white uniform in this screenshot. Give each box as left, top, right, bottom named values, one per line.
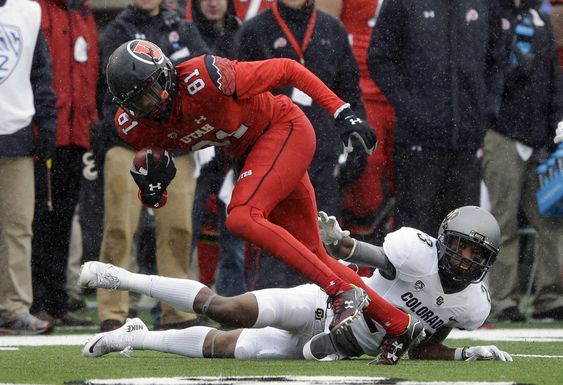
left=79, top=206, right=511, bottom=364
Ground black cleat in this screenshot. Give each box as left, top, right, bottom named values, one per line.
left=328, top=286, right=370, bottom=334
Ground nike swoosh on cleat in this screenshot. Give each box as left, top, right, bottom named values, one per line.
left=88, top=336, right=103, bottom=354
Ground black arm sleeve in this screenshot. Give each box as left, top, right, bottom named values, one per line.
left=31, top=29, right=57, bottom=135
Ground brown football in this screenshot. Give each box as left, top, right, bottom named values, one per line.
left=132, top=147, right=165, bottom=174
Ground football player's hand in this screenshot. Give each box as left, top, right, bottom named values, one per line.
left=335, top=105, right=377, bottom=155
left=335, top=142, right=368, bottom=188
left=130, top=149, right=176, bottom=209
left=318, top=211, right=349, bottom=246
left=554, top=120, right=563, bottom=144
left=137, top=189, right=168, bottom=209
left=459, top=346, right=513, bottom=362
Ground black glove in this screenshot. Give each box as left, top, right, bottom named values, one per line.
left=130, top=149, right=176, bottom=208
left=336, top=136, right=369, bottom=188
left=335, top=106, right=377, bottom=155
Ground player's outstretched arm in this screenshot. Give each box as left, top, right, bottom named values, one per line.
left=409, top=327, right=512, bottom=361
left=317, top=211, right=394, bottom=275
left=233, top=58, right=376, bottom=155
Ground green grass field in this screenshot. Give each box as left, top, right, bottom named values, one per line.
left=1, top=305, right=562, bottom=385
left=1, top=328, right=562, bottom=384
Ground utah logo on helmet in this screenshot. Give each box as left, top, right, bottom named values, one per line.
left=127, top=40, right=164, bottom=65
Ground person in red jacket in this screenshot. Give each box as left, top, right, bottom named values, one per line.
left=30, top=0, right=99, bottom=326
left=317, top=0, right=396, bottom=245
left=105, top=39, right=423, bottom=363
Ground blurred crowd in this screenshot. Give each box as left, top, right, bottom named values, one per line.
left=0, top=0, right=562, bottom=335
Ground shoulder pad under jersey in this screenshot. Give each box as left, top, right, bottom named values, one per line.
left=203, top=55, right=236, bottom=96
left=382, top=227, right=438, bottom=279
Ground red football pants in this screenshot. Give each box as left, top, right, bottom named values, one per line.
left=226, top=107, right=407, bottom=334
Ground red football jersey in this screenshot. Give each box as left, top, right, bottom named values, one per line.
left=340, top=0, right=386, bottom=101
left=116, top=55, right=345, bottom=158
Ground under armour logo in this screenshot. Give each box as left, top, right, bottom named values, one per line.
left=344, top=300, right=354, bottom=309
left=386, top=341, right=404, bottom=361
left=149, top=183, right=162, bottom=192
left=423, top=11, right=435, bottom=18
left=348, top=117, right=362, bottom=125
left=194, top=115, right=207, bottom=125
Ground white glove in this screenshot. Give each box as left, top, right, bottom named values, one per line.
left=555, top=121, right=563, bottom=144
left=318, top=211, right=350, bottom=246
left=455, top=345, right=513, bottom=362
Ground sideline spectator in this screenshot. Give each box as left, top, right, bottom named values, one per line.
left=30, top=0, right=98, bottom=327
left=235, top=0, right=365, bottom=288
left=317, top=0, right=396, bottom=245
left=95, top=0, right=209, bottom=332
left=0, top=0, right=56, bottom=335
left=368, top=0, right=507, bottom=236
left=484, top=0, right=563, bottom=322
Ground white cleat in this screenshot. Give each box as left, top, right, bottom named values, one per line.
left=79, top=261, right=121, bottom=290
left=82, top=318, right=147, bottom=358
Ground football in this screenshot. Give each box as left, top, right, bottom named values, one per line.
left=132, top=147, right=165, bottom=175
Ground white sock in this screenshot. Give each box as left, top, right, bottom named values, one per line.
left=137, top=326, right=213, bottom=358
left=116, top=268, right=206, bottom=313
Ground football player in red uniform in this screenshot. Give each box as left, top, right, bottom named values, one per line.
left=105, top=39, right=416, bottom=342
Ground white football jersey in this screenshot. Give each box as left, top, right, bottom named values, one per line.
left=349, top=227, right=491, bottom=356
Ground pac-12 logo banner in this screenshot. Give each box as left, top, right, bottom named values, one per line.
left=127, top=40, right=164, bottom=65
left=0, top=24, right=23, bottom=85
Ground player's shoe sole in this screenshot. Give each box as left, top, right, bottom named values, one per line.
left=329, top=286, right=370, bottom=334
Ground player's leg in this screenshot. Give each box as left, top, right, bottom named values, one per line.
left=226, top=114, right=352, bottom=294
left=80, top=262, right=259, bottom=328
left=267, top=174, right=409, bottom=335
left=82, top=281, right=321, bottom=359
left=83, top=318, right=302, bottom=359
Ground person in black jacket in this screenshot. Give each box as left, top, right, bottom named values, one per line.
left=95, top=0, right=209, bottom=332
left=483, top=0, right=563, bottom=323
left=235, top=0, right=367, bottom=288
left=368, top=0, right=506, bottom=236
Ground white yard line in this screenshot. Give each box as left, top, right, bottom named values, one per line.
left=78, top=377, right=523, bottom=385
